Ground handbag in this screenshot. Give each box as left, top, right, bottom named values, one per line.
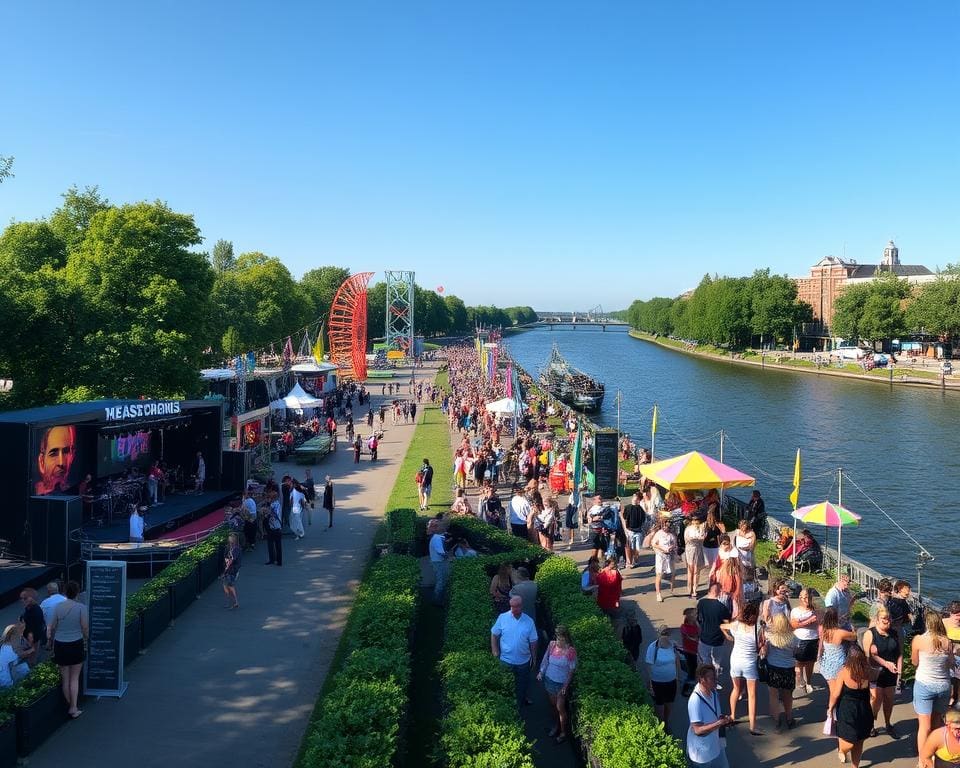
left=756, top=624, right=770, bottom=683
left=822, top=713, right=835, bottom=736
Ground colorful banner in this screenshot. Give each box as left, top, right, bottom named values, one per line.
left=505, top=364, right=513, bottom=399
left=571, top=420, right=583, bottom=507
left=790, top=448, right=802, bottom=509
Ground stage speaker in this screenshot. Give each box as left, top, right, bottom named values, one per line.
left=29, top=495, right=83, bottom=566
left=593, top=430, right=619, bottom=500
left=221, top=450, right=251, bottom=492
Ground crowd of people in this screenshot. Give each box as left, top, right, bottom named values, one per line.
left=433, top=340, right=956, bottom=768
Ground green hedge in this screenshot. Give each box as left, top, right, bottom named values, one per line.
left=126, top=527, right=229, bottom=616
left=301, top=554, right=420, bottom=768
left=438, top=557, right=534, bottom=768
left=535, top=557, right=685, bottom=768
left=0, top=659, right=61, bottom=722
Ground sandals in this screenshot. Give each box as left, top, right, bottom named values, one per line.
left=869, top=727, right=879, bottom=738
left=750, top=729, right=764, bottom=736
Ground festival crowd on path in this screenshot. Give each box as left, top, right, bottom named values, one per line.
left=425, top=341, right=960, bottom=768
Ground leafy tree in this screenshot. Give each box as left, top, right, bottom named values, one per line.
left=444, top=295, right=469, bottom=334
left=832, top=272, right=909, bottom=342
left=504, top=306, right=538, bottom=326
left=222, top=326, right=243, bottom=357
left=906, top=265, right=960, bottom=338
left=0, top=221, right=67, bottom=272
left=747, top=269, right=808, bottom=346
left=831, top=283, right=869, bottom=340
left=0, top=155, right=13, bottom=183
left=65, top=202, right=215, bottom=398
left=365, top=280, right=388, bottom=342
left=210, top=239, right=236, bottom=276
left=414, top=286, right=451, bottom=337
left=49, top=186, right=110, bottom=256
left=301, top=266, right=351, bottom=319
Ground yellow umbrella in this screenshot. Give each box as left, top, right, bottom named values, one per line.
left=639, top=450, right=756, bottom=491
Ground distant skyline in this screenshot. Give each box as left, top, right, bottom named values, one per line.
left=2, top=2, right=958, bottom=311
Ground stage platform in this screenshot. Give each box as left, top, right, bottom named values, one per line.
left=79, top=489, right=236, bottom=544
left=0, top=560, right=61, bottom=608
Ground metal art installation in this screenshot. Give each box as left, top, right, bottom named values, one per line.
left=328, top=272, right=373, bottom=381
left=385, top=270, right=415, bottom=355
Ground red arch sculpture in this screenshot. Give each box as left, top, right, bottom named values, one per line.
left=328, top=272, right=373, bottom=382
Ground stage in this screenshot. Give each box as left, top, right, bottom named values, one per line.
left=0, top=559, right=61, bottom=608
left=78, top=489, right=235, bottom=543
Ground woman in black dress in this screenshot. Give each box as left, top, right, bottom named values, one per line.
left=863, top=606, right=902, bottom=738
left=322, top=476, right=335, bottom=528
left=828, top=644, right=876, bottom=767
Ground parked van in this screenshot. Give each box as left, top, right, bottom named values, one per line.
left=832, top=346, right=868, bottom=361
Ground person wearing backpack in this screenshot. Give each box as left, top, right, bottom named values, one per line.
left=417, top=459, right=434, bottom=511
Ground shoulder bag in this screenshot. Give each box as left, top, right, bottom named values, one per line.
left=755, top=623, right=769, bottom=683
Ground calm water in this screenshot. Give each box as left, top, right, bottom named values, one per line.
left=506, top=326, right=960, bottom=600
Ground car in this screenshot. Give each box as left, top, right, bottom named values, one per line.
left=942, top=361, right=953, bottom=375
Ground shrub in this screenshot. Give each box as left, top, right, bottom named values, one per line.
left=535, top=556, right=685, bottom=768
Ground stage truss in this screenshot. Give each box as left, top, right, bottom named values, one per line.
left=385, top=270, right=415, bottom=355
left=328, top=272, right=373, bottom=382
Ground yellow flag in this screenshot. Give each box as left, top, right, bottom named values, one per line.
left=651, top=404, right=658, bottom=434
left=312, top=324, right=325, bottom=364
left=789, top=448, right=801, bottom=509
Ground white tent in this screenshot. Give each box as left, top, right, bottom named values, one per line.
left=270, top=382, right=324, bottom=410
left=485, top=397, right=525, bottom=415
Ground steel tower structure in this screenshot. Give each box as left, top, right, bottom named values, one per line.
left=385, top=270, right=415, bottom=355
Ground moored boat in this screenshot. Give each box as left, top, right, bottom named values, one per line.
left=539, top=344, right=605, bottom=411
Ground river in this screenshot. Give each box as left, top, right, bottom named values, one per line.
left=504, top=326, right=959, bottom=600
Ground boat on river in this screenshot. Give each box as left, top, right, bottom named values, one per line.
left=539, top=344, right=605, bottom=411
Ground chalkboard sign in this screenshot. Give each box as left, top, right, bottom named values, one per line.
left=593, top=430, right=619, bottom=499
left=84, top=560, right=129, bottom=697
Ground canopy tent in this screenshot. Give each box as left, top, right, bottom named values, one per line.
left=291, top=361, right=339, bottom=374
left=270, top=382, right=324, bottom=410
left=485, top=397, right=526, bottom=415
left=639, top=450, right=755, bottom=491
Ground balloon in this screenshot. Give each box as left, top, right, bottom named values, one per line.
left=436, top=285, right=444, bottom=294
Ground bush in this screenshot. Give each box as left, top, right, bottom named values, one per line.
left=534, top=557, right=685, bottom=768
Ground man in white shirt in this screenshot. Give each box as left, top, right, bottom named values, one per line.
left=491, top=595, right=538, bottom=707
left=194, top=451, right=206, bottom=494
left=508, top=485, right=531, bottom=539
left=39, top=582, right=66, bottom=627
left=687, top=664, right=732, bottom=768
left=129, top=507, right=145, bottom=542
left=429, top=525, right=450, bottom=605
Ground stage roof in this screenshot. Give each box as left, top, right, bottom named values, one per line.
left=0, top=399, right=220, bottom=426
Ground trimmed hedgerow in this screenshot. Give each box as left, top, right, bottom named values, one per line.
left=534, top=556, right=685, bottom=768
left=301, top=554, right=420, bottom=768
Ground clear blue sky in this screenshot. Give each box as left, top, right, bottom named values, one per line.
left=2, top=2, right=958, bottom=311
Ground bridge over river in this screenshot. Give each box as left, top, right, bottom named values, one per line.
left=534, top=305, right=628, bottom=328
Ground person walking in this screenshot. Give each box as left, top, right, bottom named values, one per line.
left=826, top=574, right=854, bottom=630
left=764, top=613, right=799, bottom=730
left=289, top=481, right=306, bottom=539
left=47, top=581, right=88, bottom=719
left=491, top=595, right=538, bottom=708
left=721, top=601, right=762, bottom=735
left=241, top=490, right=258, bottom=550
left=429, top=522, right=451, bottom=604
left=302, top=468, right=315, bottom=525
left=862, top=606, right=901, bottom=739
left=687, top=664, right=732, bottom=768
left=538, top=625, right=577, bottom=743
left=508, top=485, right=532, bottom=539
left=417, top=458, right=434, bottom=511
left=913, top=610, right=956, bottom=759
left=621, top=490, right=646, bottom=569
left=697, top=582, right=732, bottom=685
left=919, top=709, right=960, bottom=768
left=820, top=607, right=857, bottom=686
left=651, top=518, right=677, bottom=603
left=322, top=476, right=335, bottom=528
left=222, top=532, right=241, bottom=609
left=353, top=434, right=362, bottom=463
left=369, top=434, right=378, bottom=461
left=264, top=490, right=283, bottom=566
left=828, top=644, right=874, bottom=767
left=684, top=516, right=707, bottom=599
left=791, top=588, right=819, bottom=694
left=645, top=624, right=681, bottom=725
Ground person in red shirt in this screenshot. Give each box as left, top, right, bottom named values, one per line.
left=680, top=607, right=701, bottom=695
left=596, top=557, right=623, bottom=622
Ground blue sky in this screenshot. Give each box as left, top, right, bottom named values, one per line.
left=1, top=2, right=958, bottom=310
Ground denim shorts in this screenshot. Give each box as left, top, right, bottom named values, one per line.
left=544, top=677, right=564, bottom=696
left=913, top=679, right=951, bottom=716
left=730, top=659, right=758, bottom=681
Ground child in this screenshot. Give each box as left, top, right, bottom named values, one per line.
left=680, top=607, right=699, bottom=696
left=620, top=610, right=643, bottom=670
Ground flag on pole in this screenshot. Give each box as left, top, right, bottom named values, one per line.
left=486, top=348, right=494, bottom=380
left=505, top=364, right=513, bottom=399
left=283, top=336, right=294, bottom=363
left=789, top=448, right=802, bottom=509
left=652, top=404, right=658, bottom=434
left=312, top=323, right=325, bottom=364
left=571, top=420, right=583, bottom=507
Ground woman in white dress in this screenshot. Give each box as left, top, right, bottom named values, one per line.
left=651, top=519, right=678, bottom=603
left=683, top=518, right=707, bottom=599
left=289, top=481, right=306, bottom=539
left=734, top=519, right=757, bottom=570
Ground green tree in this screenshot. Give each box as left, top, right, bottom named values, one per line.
left=365, top=280, right=388, bottom=342
left=210, top=239, right=236, bottom=276
left=0, top=155, right=13, bottom=183
left=906, top=265, right=960, bottom=338
left=832, top=272, right=909, bottom=342
left=0, top=221, right=67, bottom=272
left=66, top=201, right=215, bottom=398
left=301, top=266, right=351, bottom=319
left=49, top=186, right=110, bottom=256
left=832, top=283, right=869, bottom=340
left=444, top=295, right=469, bottom=334
left=747, top=269, right=806, bottom=346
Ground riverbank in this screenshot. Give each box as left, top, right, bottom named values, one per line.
left=628, top=329, right=960, bottom=392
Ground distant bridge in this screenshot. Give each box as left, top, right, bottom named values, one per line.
left=534, top=305, right=628, bottom=327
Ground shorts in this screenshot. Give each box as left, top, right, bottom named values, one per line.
left=565, top=506, right=577, bottom=529
left=913, top=679, right=951, bottom=716
left=224, top=572, right=239, bottom=587
left=544, top=677, right=565, bottom=696
left=730, top=658, right=758, bottom=680
left=651, top=679, right=677, bottom=705
left=626, top=530, right=643, bottom=551
left=767, top=664, right=796, bottom=691
left=54, top=638, right=85, bottom=667
left=655, top=552, right=672, bottom=575
left=794, top=638, right=819, bottom=663
left=591, top=531, right=609, bottom=551
left=422, top=484, right=432, bottom=497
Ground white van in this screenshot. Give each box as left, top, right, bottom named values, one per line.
left=832, top=346, right=868, bottom=361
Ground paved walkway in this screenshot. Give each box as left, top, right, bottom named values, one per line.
left=561, top=538, right=920, bottom=768
left=25, top=365, right=437, bottom=768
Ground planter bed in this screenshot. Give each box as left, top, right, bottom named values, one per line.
left=169, top=565, right=199, bottom=619
left=0, top=715, right=16, bottom=768
left=15, top=685, right=66, bottom=757
left=139, top=595, right=172, bottom=649
left=124, top=616, right=141, bottom=666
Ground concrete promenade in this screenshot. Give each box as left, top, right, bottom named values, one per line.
left=24, top=365, right=436, bottom=768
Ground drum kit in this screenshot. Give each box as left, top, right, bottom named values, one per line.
left=91, top=478, right=146, bottom=525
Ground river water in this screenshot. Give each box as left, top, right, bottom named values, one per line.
left=505, top=326, right=959, bottom=600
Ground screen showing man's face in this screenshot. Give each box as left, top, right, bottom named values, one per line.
left=37, top=425, right=76, bottom=493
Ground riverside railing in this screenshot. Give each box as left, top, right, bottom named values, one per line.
left=724, top=494, right=942, bottom=614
